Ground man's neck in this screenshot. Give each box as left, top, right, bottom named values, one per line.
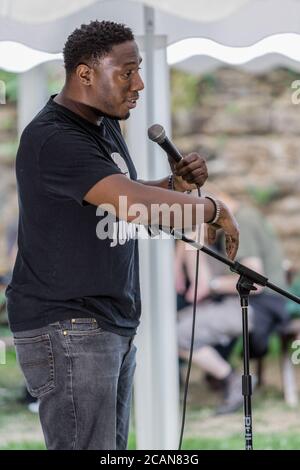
left=54, top=89, right=103, bottom=126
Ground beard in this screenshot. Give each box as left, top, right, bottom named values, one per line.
left=91, top=105, right=130, bottom=121
left=121, top=112, right=130, bottom=120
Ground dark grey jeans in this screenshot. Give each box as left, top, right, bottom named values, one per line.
left=13, top=318, right=136, bottom=450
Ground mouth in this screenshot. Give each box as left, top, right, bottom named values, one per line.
left=126, top=97, right=139, bottom=109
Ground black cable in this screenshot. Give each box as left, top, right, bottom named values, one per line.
left=178, top=186, right=201, bottom=450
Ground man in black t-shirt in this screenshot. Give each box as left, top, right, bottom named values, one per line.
left=7, top=20, right=239, bottom=450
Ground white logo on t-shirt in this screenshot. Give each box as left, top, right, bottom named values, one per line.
left=102, top=152, right=138, bottom=246
left=111, top=152, right=130, bottom=178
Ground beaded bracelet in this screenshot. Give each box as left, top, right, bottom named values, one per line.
left=205, top=196, right=221, bottom=225
left=168, top=174, right=174, bottom=190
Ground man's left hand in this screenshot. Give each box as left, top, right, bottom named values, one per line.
left=169, top=152, right=208, bottom=192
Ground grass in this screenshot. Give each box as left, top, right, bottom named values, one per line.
left=4, top=433, right=300, bottom=451
left=0, top=347, right=23, bottom=389
left=0, top=441, right=46, bottom=450
left=180, top=433, right=300, bottom=450
left=128, top=428, right=300, bottom=450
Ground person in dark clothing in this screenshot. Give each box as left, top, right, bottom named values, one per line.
left=7, top=20, right=239, bottom=449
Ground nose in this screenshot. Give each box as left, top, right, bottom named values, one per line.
left=132, top=71, right=144, bottom=92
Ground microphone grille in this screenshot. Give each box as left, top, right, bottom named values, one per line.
left=148, top=124, right=165, bottom=144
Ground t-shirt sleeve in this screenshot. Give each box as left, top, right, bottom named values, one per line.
left=38, top=130, right=122, bottom=206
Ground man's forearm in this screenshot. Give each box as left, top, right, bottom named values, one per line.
left=133, top=183, right=215, bottom=228
left=138, top=177, right=169, bottom=190
left=85, top=174, right=214, bottom=228
left=84, top=173, right=239, bottom=259
left=138, top=176, right=185, bottom=192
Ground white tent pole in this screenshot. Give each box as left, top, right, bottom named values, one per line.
left=17, top=64, right=48, bottom=136
left=127, top=6, right=180, bottom=450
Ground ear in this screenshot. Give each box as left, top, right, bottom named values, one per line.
left=76, top=64, right=92, bottom=86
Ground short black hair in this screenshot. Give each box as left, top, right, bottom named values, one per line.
left=63, top=20, right=134, bottom=74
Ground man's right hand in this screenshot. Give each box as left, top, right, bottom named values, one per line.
left=206, top=200, right=239, bottom=261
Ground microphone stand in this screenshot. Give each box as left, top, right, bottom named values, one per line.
left=171, top=229, right=300, bottom=450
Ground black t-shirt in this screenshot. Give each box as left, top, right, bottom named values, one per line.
left=6, top=95, right=141, bottom=335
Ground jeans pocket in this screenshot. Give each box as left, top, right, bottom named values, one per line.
left=14, top=334, right=55, bottom=398
left=66, top=318, right=103, bottom=335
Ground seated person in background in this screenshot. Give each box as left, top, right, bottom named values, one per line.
left=176, top=186, right=289, bottom=414
left=176, top=240, right=251, bottom=415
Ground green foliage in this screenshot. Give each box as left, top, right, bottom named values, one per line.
left=247, top=184, right=280, bottom=206
left=199, top=73, right=217, bottom=91
left=48, top=79, right=64, bottom=96
left=0, top=344, right=23, bottom=389
left=231, top=334, right=281, bottom=368
left=127, top=432, right=136, bottom=450
left=225, top=102, right=239, bottom=114
left=0, top=140, right=19, bottom=160
left=0, top=325, right=11, bottom=337
left=197, top=73, right=219, bottom=103
left=47, top=69, right=65, bottom=96
left=0, top=291, right=6, bottom=309
left=286, top=274, right=300, bottom=318
left=0, top=71, right=17, bottom=103
left=1, top=113, right=16, bottom=131
left=171, top=69, right=199, bottom=112
left=215, top=133, right=228, bottom=150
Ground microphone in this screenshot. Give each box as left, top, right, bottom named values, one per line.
left=147, top=123, right=183, bottom=238
left=147, top=124, right=200, bottom=239
left=148, top=123, right=201, bottom=199
left=148, top=124, right=182, bottom=163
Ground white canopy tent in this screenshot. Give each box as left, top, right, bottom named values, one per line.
left=1, top=0, right=300, bottom=450
left=2, top=0, right=300, bottom=48
left=0, top=0, right=251, bottom=24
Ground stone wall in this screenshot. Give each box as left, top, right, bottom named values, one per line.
left=172, top=68, right=300, bottom=270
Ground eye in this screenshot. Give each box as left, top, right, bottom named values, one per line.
left=122, top=67, right=142, bottom=80
left=122, top=71, right=132, bottom=79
